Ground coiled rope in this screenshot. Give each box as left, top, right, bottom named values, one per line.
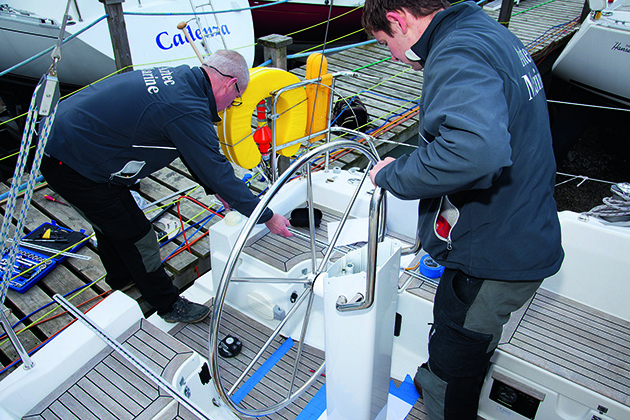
left=582, top=183, right=630, bottom=225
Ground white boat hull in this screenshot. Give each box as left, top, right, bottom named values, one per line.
left=552, top=1, right=630, bottom=105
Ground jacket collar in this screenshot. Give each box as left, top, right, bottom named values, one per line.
left=405, top=1, right=479, bottom=66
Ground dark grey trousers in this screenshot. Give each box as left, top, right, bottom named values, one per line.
left=415, top=268, right=542, bottom=420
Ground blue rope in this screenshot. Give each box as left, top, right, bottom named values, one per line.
left=524, top=18, right=579, bottom=51
left=160, top=214, right=216, bottom=262
left=0, top=279, right=102, bottom=343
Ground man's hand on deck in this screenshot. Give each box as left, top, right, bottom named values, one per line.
left=369, top=157, right=396, bottom=185
left=265, top=213, right=293, bottom=237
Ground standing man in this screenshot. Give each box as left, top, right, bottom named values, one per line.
left=362, top=1, right=563, bottom=419
left=41, top=50, right=292, bottom=324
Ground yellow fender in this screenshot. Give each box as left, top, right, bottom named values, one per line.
left=305, top=53, right=332, bottom=142
left=217, top=67, right=307, bottom=170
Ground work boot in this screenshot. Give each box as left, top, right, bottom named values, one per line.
left=161, top=297, right=210, bottom=323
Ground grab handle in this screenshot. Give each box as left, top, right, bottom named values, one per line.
left=336, top=186, right=386, bottom=312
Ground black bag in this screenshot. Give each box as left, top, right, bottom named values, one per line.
left=289, top=208, right=323, bottom=228
left=332, top=96, right=368, bottom=132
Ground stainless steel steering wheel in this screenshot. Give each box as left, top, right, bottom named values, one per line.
left=209, top=134, right=383, bottom=417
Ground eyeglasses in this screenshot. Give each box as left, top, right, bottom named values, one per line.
left=204, top=64, right=242, bottom=107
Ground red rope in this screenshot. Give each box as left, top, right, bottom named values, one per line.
left=175, top=195, right=224, bottom=256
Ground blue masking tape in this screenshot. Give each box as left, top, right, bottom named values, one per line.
left=231, top=337, right=294, bottom=405
left=296, top=383, right=327, bottom=420
left=389, top=374, right=421, bottom=405
left=419, top=254, right=444, bottom=279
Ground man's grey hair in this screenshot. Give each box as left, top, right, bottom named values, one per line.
left=204, top=50, right=250, bottom=90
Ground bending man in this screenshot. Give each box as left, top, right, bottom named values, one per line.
left=41, top=50, right=292, bottom=324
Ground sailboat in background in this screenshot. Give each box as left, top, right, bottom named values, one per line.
left=552, top=0, right=630, bottom=106
left=0, top=0, right=255, bottom=87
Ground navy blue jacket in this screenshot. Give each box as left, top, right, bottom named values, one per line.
left=46, top=65, right=272, bottom=222
left=375, top=2, right=563, bottom=280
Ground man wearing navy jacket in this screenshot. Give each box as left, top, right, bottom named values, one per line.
left=41, top=50, right=291, bottom=324
left=362, top=1, right=564, bottom=419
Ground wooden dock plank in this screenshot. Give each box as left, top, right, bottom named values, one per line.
left=136, top=175, right=213, bottom=263
left=291, top=0, right=585, bottom=165
left=485, top=0, right=584, bottom=57
left=0, top=309, right=40, bottom=368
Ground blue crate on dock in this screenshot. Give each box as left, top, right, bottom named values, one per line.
left=1, top=221, right=88, bottom=293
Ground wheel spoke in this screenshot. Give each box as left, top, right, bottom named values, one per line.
left=230, top=276, right=311, bottom=284
left=287, top=289, right=316, bottom=396
left=227, top=287, right=312, bottom=396
left=306, top=162, right=318, bottom=274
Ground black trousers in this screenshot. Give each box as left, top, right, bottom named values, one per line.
left=40, top=155, right=179, bottom=314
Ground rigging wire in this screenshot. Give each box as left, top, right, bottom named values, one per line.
left=308, top=0, right=334, bottom=125
left=284, top=5, right=363, bottom=40
left=1, top=3, right=71, bottom=374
